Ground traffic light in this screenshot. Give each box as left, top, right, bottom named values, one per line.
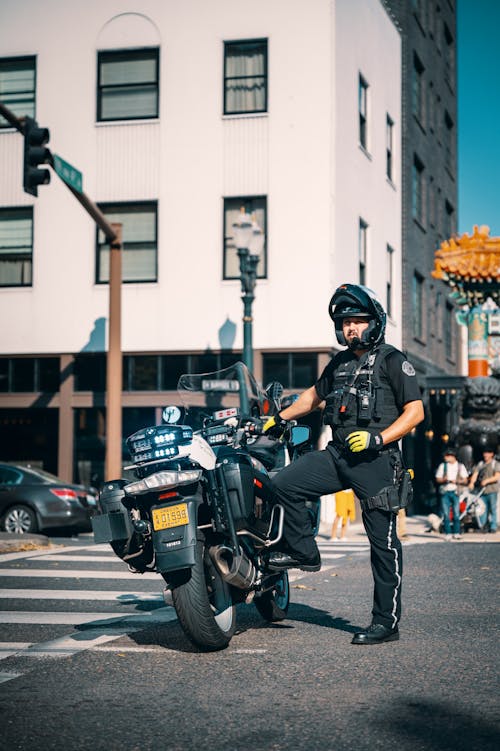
left=23, top=116, right=51, bottom=196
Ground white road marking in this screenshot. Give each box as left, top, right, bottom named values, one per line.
left=28, top=554, right=120, bottom=563
left=0, top=672, right=22, bottom=684
left=0, top=609, right=177, bottom=626
left=0, top=569, right=157, bottom=580
left=0, top=589, right=164, bottom=601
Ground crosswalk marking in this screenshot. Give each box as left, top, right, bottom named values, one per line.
left=28, top=554, right=120, bottom=563
left=0, top=568, right=158, bottom=580
left=0, top=534, right=373, bottom=683
left=0, top=589, right=164, bottom=601
left=0, top=608, right=176, bottom=626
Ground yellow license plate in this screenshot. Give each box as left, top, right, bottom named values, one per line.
left=152, top=503, right=189, bottom=531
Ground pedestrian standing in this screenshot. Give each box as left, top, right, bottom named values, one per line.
left=330, top=489, right=356, bottom=540
left=435, top=448, right=469, bottom=540
left=468, top=448, right=499, bottom=533
left=263, top=283, right=424, bottom=644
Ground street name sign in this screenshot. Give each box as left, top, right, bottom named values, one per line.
left=53, top=154, right=83, bottom=193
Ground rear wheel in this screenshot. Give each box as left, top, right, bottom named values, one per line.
left=2, top=505, right=38, bottom=534
left=172, top=536, right=236, bottom=651
left=254, top=571, right=290, bottom=621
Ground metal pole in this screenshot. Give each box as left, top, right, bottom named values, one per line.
left=237, top=249, right=259, bottom=374
left=105, top=224, right=123, bottom=480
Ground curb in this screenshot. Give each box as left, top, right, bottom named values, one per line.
left=0, top=532, right=51, bottom=554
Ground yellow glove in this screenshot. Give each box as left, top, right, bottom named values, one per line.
left=263, top=414, right=288, bottom=439
left=345, top=430, right=383, bottom=453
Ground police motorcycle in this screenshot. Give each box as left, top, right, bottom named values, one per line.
left=92, top=362, right=314, bottom=652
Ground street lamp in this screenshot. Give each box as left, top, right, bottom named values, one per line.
left=232, top=208, right=265, bottom=374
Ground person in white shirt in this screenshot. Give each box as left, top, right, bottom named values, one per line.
left=435, top=448, right=469, bottom=540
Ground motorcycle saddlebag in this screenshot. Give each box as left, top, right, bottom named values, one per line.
left=92, top=480, right=133, bottom=544
left=151, top=497, right=198, bottom=573
left=220, top=454, right=255, bottom=530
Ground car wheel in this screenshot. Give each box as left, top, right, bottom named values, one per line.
left=2, top=505, right=39, bottom=534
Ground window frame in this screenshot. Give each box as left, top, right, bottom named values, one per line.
left=358, top=218, right=368, bottom=286
left=262, top=352, right=318, bottom=390
left=223, top=196, right=267, bottom=280
left=223, top=38, right=268, bottom=116
left=95, top=201, right=158, bottom=285
left=386, top=114, right=394, bottom=182
left=412, top=53, right=425, bottom=126
left=0, top=206, right=34, bottom=288
left=358, top=74, right=369, bottom=151
left=386, top=245, right=394, bottom=319
left=412, top=155, right=425, bottom=227
left=0, top=55, right=36, bottom=128
left=412, top=272, right=425, bottom=341
left=96, top=47, right=160, bottom=123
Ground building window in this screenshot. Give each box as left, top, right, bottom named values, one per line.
left=97, top=48, right=159, bottom=122
left=74, top=354, right=106, bottom=392
left=0, top=56, right=36, bottom=128
left=358, top=74, right=369, bottom=150
left=223, top=196, right=267, bottom=280
left=444, top=111, right=454, bottom=172
left=96, top=202, right=157, bottom=284
left=359, top=218, right=368, bottom=285
left=0, top=357, right=59, bottom=393
left=386, top=115, right=394, bottom=182
left=412, top=272, right=424, bottom=340
left=428, top=177, right=436, bottom=228
left=445, top=302, right=453, bottom=359
left=386, top=245, right=394, bottom=318
left=0, top=207, right=33, bottom=287
left=223, top=39, right=267, bottom=115
left=263, top=353, right=317, bottom=389
left=412, top=53, right=425, bottom=125
left=412, top=155, right=425, bottom=226
left=445, top=200, right=455, bottom=239
left=443, top=23, right=455, bottom=86
left=123, top=355, right=159, bottom=391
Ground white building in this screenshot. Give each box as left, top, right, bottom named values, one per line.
left=0, top=0, right=402, bottom=484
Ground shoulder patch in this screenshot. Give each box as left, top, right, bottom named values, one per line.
left=402, top=360, right=416, bottom=376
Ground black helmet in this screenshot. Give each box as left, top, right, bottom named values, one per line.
left=328, top=283, right=387, bottom=348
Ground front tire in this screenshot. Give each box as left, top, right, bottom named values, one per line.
left=172, top=536, right=236, bottom=651
left=2, top=505, right=38, bottom=534
left=254, top=571, right=290, bottom=621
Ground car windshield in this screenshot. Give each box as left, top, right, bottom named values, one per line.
left=177, top=361, right=269, bottom=431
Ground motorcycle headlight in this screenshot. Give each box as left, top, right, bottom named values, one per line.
left=124, top=469, right=202, bottom=496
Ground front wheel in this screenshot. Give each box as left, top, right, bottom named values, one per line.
left=171, top=536, right=236, bottom=651
left=254, top=571, right=290, bottom=621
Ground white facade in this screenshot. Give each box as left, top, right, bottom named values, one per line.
left=0, top=0, right=401, bottom=358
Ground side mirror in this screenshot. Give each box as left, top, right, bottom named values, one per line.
left=289, top=425, right=311, bottom=448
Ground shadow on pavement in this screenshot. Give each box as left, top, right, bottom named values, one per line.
left=378, top=697, right=500, bottom=751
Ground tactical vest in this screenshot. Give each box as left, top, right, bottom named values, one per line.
left=323, top=344, right=401, bottom=442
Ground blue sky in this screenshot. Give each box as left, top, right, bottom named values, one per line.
left=457, top=0, right=500, bottom=236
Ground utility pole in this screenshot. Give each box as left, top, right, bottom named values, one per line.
left=1, top=100, right=124, bottom=484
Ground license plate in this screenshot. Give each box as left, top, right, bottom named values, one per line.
left=152, top=503, right=189, bottom=531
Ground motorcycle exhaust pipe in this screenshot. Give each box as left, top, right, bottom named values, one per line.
left=209, top=545, right=257, bottom=589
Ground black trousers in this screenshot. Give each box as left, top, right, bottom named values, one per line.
left=273, top=443, right=403, bottom=629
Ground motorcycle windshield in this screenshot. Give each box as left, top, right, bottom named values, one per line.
left=177, top=361, right=269, bottom=430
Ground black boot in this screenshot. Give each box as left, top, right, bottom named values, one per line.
left=351, top=623, right=399, bottom=645
left=266, top=550, right=321, bottom=572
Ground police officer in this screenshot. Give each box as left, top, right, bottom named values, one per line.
left=263, top=283, right=424, bottom=644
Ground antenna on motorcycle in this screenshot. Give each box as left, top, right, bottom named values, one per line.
left=265, top=381, right=284, bottom=411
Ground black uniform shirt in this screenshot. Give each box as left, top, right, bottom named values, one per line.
left=315, top=347, right=422, bottom=411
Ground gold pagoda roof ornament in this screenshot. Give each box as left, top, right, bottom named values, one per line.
left=432, top=225, right=500, bottom=305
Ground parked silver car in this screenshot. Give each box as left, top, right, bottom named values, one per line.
left=0, top=463, right=97, bottom=534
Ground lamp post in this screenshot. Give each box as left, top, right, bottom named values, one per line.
left=232, top=209, right=265, bottom=374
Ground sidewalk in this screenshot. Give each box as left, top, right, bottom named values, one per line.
left=318, top=514, right=500, bottom=544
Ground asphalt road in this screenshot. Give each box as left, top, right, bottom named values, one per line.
left=0, top=537, right=499, bottom=751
